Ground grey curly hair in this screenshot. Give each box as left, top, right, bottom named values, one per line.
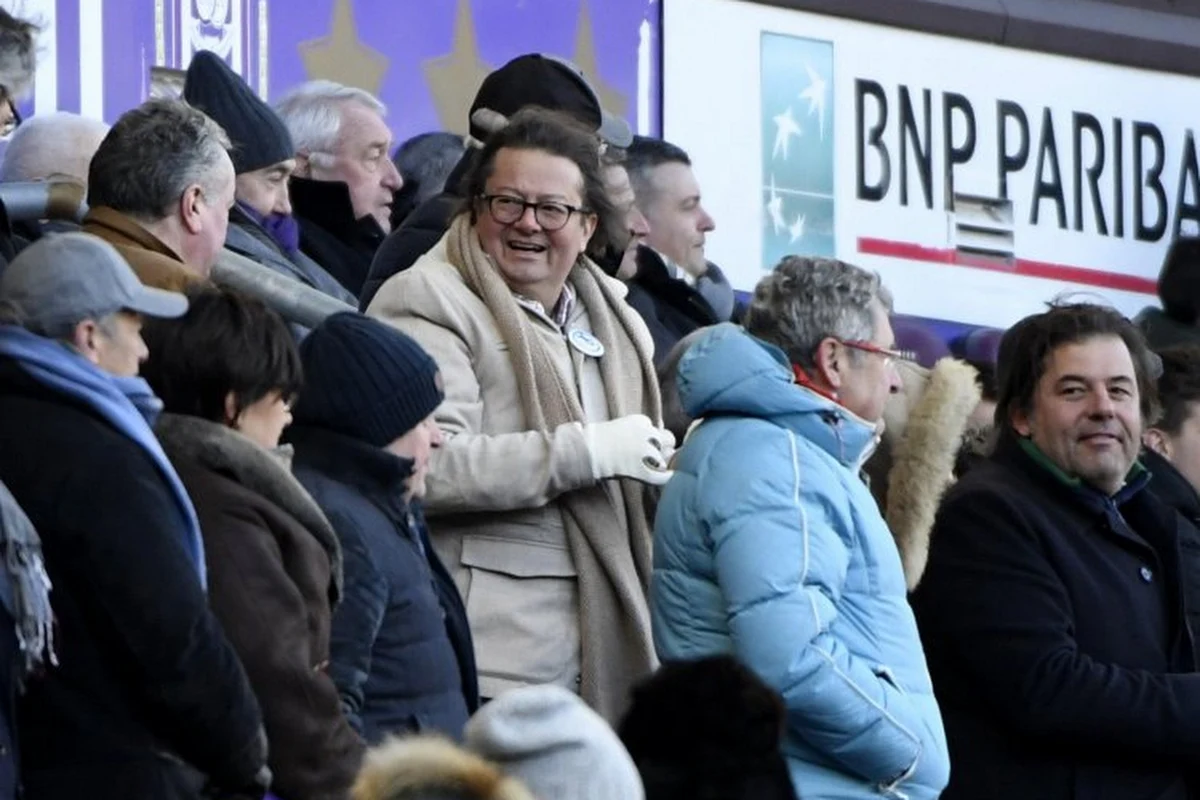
left=745, top=255, right=890, bottom=368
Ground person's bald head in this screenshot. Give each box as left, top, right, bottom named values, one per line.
left=1, top=112, right=110, bottom=185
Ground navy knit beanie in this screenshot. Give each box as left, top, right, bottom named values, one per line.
left=294, top=312, right=444, bottom=447
left=183, top=50, right=294, bottom=175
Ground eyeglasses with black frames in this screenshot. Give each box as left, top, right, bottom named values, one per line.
left=479, top=194, right=589, bottom=232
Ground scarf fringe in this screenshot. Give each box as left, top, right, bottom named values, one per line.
left=0, top=484, right=56, bottom=680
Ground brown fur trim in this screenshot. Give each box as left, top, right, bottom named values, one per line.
left=885, top=358, right=981, bottom=590
left=155, top=413, right=344, bottom=599
left=881, top=360, right=931, bottom=443
left=352, top=736, right=536, bottom=800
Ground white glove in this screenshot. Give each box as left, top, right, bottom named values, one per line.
left=584, top=414, right=676, bottom=486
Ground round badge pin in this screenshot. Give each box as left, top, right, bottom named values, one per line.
left=568, top=328, right=606, bottom=358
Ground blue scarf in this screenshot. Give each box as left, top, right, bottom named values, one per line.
left=0, top=326, right=207, bottom=589
left=238, top=201, right=301, bottom=255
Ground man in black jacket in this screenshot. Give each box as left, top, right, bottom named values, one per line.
left=1143, top=344, right=1200, bottom=641
left=359, top=53, right=633, bottom=311
left=0, top=233, right=269, bottom=799
left=911, top=303, right=1200, bottom=800
left=183, top=51, right=354, bottom=306
left=288, top=312, right=478, bottom=742
left=274, top=81, right=403, bottom=297
left=624, top=136, right=734, bottom=324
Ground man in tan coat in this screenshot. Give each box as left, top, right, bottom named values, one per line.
left=367, top=109, right=671, bottom=722
left=84, top=98, right=235, bottom=292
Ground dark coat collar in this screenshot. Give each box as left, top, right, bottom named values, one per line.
left=286, top=424, right=414, bottom=513
left=1144, top=447, right=1200, bottom=520
left=632, top=245, right=718, bottom=325
left=289, top=176, right=386, bottom=244
left=992, top=430, right=1150, bottom=515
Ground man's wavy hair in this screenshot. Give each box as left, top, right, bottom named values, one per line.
left=995, top=302, right=1162, bottom=431
left=744, top=255, right=888, bottom=369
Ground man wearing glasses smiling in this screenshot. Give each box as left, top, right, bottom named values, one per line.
left=651, top=256, right=951, bottom=800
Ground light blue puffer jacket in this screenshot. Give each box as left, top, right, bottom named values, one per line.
left=651, top=324, right=949, bottom=800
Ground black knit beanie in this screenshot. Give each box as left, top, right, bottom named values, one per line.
left=183, top=50, right=294, bottom=175
left=294, top=312, right=444, bottom=447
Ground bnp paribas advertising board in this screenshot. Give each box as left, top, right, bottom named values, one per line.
left=663, top=0, right=1200, bottom=327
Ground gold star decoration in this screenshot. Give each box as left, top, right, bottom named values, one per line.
left=422, top=0, right=494, bottom=135
left=571, top=0, right=628, bottom=119
left=298, top=0, right=389, bottom=96
left=422, top=0, right=629, bottom=135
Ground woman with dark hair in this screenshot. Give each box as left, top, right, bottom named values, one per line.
left=141, top=287, right=365, bottom=800
left=365, top=107, right=672, bottom=721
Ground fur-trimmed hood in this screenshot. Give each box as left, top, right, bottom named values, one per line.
left=155, top=413, right=343, bottom=599
left=875, top=358, right=981, bottom=590
left=352, top=736, right=535, bottom=800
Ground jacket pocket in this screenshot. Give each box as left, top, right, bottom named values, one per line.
left=460, top=535, right=580, bottom=687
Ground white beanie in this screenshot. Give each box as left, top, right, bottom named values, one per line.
left=464, top=686, right=644, bottom=800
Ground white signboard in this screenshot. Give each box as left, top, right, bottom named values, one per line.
left=663, top=0, right=1200, bottom=326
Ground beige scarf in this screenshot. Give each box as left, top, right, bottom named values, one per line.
left=446, top=214, right=661, bottom=720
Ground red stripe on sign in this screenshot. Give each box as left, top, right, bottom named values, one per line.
left=856, top=237, right=1158, bottom=296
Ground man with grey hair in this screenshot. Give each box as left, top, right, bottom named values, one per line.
left=0, top=232, right=269, bottom=799
left=274, top=79, right=403, bottom=295
left=651, top=256, right=950, bottom=799
left=83, top=97, right=235, bottom=291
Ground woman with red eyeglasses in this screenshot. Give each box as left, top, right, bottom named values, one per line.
left=651, top=255, right=951, bottom=800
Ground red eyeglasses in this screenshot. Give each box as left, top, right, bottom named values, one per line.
left=837, top=339, right=912, bottom=367
left=791, top=339, right=914, bottom=401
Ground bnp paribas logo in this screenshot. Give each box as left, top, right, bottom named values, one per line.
left=760, top=32, right=835, bottom=270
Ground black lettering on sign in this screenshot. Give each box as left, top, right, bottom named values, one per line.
left=942, top=92, right=975, bottom=207
left=1031, top=108, right=1067, bottom=229
left=856, top=79, right=889, bottom=202
left=1072, top=112, right=1107, bottom=235
left=1113, top=119, right=1124, bottom=238
left=1134, top=122, right=1167, bottom=242
left=900, top=87, right=933, bottom=209
left=998, top=100, right=1029, bottom=201
left=1174, top=130, right=1200, bottom=237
